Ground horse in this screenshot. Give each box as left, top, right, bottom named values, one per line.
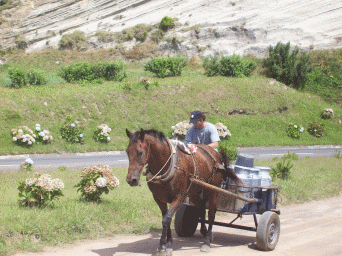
left=125, top=128, right=243, bottom=256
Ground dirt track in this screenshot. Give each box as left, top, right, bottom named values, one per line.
left=14, top=195, right=342, bottom=256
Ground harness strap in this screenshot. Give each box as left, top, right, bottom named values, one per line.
left=196, top=145, right=225, bottom=170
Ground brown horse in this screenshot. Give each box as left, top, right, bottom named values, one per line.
left=125, top=128, right=242, bottom=255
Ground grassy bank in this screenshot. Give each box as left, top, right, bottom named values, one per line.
left=0, top=157, right=341, bottom=255
left=1, top=73, right=342, bottom=155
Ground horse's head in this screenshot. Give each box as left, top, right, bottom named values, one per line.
left=125, top=128, right=150, bottom=186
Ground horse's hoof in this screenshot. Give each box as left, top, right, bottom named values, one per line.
left=153, top=251, right=171, bottom=256
left=200, top=244, right=211, bottom=253
left=166, top=248, right=173, bottom=256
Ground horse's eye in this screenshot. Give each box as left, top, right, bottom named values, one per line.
left=137, top=151, right=143, bottom=156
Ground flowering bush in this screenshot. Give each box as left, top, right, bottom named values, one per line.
left=74, top=164, right=119, bottom=202
left=307, top=121, right=325, bottom=138
left=171, top=121, right=193, bottom=140
left=34, top=124, right=53, bottom=144
left=11, top=126, right=36, bottom=146
left=20, top=158, right=34, bottom=171
left=321, top=108, right=334, bottom=120
left=286, top=123, right=304, bottom=138
left=215, top=122, right=232, bottom=140
left=93, top=124, right=111, bottom=143
left=17, top=172, right=64, bottom=207
left=60, top=115, right=84, bottom=143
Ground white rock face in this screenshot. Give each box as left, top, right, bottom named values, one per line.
left=1, top=0, right=341, bottom=57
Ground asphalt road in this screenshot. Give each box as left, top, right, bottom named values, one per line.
left=1, top=145, right=341, bottom=172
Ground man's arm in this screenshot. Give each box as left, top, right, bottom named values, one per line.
left=207, top=141, right=218, bottom=149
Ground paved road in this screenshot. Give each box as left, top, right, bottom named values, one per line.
left=0, top=145, right=341, bottom=172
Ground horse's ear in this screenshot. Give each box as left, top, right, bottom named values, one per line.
left=126, top=129, right=132, bottom=138
left=139, top=128, right=145, bottom=142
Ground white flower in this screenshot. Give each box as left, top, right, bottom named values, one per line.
left=95, top=177, right=107, bottom=188
left=314, top=129, right=317, bottom=132
left=39, top=132, right=46, bottom=137
left=28, top=141, right=32, bottom=145
left=25, top=158, right=34, bottom=165
left=79, top=134, right=83, bottom=138
left=71, top=123, right=75, bottom=127
left=13, top=137, right=17, bottom=141
left=300, top=128, right=304, bottom=133
left=18, top=129, right=23, bottom=133
left=294, top=125, right=297, bottom=128
left=36, top=124, right=40, bottom=127
left=107, top=137, right=110, bottom=141
left=36, top=126, right=41, bottom=131
left=22, top=138, right=27, bottom=142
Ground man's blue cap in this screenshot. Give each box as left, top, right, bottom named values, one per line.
left=189, top=110, right=204, bottom=124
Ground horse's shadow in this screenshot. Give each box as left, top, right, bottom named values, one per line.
left=92, top=228, right=257, bottom=256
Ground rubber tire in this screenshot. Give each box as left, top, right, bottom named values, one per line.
left=174, top=203, right=199, bottom=237
left=256, top=211, right=280, bottom=251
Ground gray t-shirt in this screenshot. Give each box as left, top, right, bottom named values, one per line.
left=184, top=122, right=220, bottom=145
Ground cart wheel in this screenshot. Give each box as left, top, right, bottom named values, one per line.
left=174, top=203, right=199, bottom=237
left=256, top=211, right=280, bottom=251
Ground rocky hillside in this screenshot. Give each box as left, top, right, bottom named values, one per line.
left=1, top=0, right=342, bottom=57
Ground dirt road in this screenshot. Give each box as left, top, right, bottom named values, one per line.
left=15, top=195, right=342, bottom=256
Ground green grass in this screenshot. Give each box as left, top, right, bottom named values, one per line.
left=0, top=158, right=341, bottom=255
left=0, top=168, right=161, bottom=256
left=255, top=157, right=342, bottom=204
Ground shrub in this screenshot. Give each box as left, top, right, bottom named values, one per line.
left=20, top=158, right=34, bottom=171
left=26, top=69, right=47, bottom=85
left=264, top=42, right=312, bottom=89
left=218, top=145, right=239, bottom=162
left=215, top=122, right=232, bottom=140
left=34, top=124, right=53, bottom=144
left=14, top=34, right=27, bottom=49
left=307, top=121, right=325, bottom=138
left=125, top=42, right=158, bottom=59
left=321, top=108, right=334, bottom=119
left=220, top=55, right=256, bottom=77
left=11, top=126, right=36, bottom=146
left=95, top=31, right=116, bottom=42
left=18, top=173, right=64, bottom=207
left=144, top=56, right=188, bottom=78
left=8, top=68, right=27, bottom=88
left=282, top=151, right=299, bottom=160
left=160, top=16, right=175, bottom=31
left=171, top=120, right=193, bottom=140
left=60, top=115, right=84, bottom=143
left=58, top=30, right=88, bottom=50
left=74, top=165, right=119, bottom=202
left=59, top=61, right=126, bottom=82
left=150, top=29, right=164, bottom=43
left=286, top=123, right=304, bottom=138
left=93, top=124, right=111, bottom=143
left=270, top=159, right=293, bottom=180
left=203, top=55, right=221, bottom=76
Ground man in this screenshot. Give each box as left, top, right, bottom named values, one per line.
left=184, top=110, right=220, bottom=150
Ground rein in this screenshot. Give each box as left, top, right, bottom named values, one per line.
left=147, top=152, right=173, bottom=183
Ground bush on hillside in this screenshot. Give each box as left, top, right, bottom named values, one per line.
left=95, top=31, right=116, bottom=43
left=14, top=34, right=27, bottom=49
left=8, top=68, right=47, bottom=88
left=150, top=29, right=164, bottom=43
left=59, top=61, right=126, bottom=83
left=160, top=16, right=175, bottom=31
left=144, top=56, right=188, bottom=78
left=264, top=42, right=312, bottom=90
left=125, top=43, right=158, bottom=59
left=220, top=55, right=256, bottom=77
left=203, top=54, right=256, bottom=77
left=58, top=30, right=88, bottom=50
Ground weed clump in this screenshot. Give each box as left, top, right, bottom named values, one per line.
left=160, top=16, right=175, bottom=31
left=59, top=30, right=88, bottom=50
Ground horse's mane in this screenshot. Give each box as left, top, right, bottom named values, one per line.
left=131, top=129, right=167, bottom=143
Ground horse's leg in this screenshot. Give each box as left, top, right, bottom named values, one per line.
left=153, top=200, right=170, bottom=256
left=155, top=195, right=186, bottom=256
left=200, top=192, right=217, bottom=252
left=199, top=205, right=207, bottom=237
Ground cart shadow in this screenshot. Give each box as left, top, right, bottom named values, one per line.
left=92, top=229, right=257, bottom=256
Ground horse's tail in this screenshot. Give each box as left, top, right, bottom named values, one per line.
left=218, top=146, right=244, bottom=186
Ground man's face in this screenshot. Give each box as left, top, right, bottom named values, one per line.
left=194, top=119, right=205, bottom=130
